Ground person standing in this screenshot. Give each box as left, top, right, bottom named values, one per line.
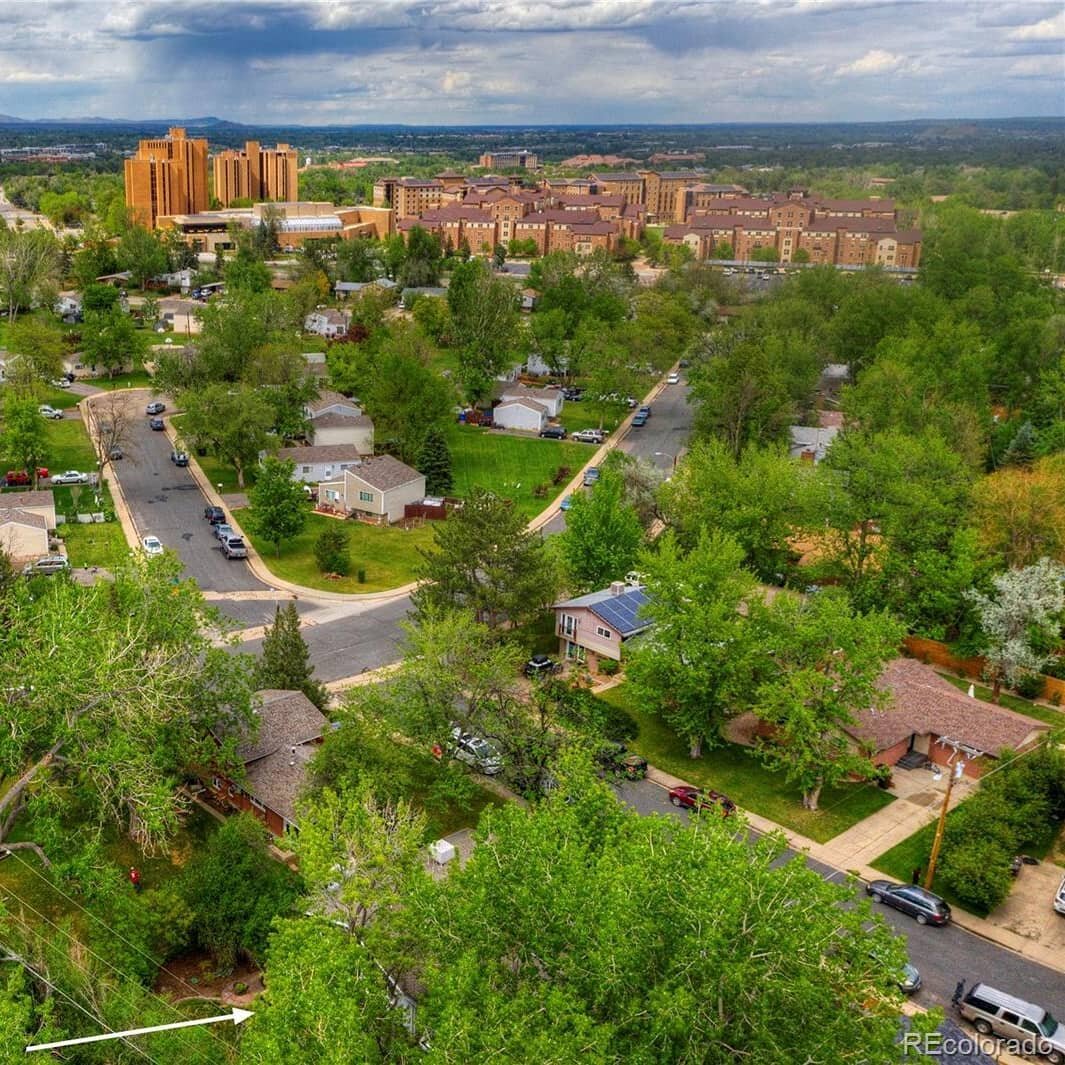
left=129, top=866, right=141, bottom=893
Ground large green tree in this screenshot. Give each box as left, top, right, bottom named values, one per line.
left=0, top=396, right=49, bottom=487
left=247, top=456, right=308, bottom=555
left=255, top=602, right=328, bottom=710
left=181, top=384, right=275, bottom=489
left=80, top=307, right=140, bottom=378
left=116, top=224, right=169, bottom=288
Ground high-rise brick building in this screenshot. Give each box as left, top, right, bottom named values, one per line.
left=213, top=141, right=298, bottom=206
left=124, top=127, right=208, bottom=228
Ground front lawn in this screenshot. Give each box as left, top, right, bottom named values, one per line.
left=555, top=398, right=624, bottom=436
left=233, top=508, right=434, bottom=593
left=88, top=369, right=156, bottom=391
left=597, top=684, right=895, bottom=843
left=44, top=415, right=98, bottom=473
left=447, top=423, right=589, bottom=519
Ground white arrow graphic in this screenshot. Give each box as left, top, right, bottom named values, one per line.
left=25, top=1007, right=253, bottom=1053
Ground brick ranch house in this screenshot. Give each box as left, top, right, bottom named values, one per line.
left=206, top=689, right=328, bottom=837
left=846, top=658, right=1048, bottom=779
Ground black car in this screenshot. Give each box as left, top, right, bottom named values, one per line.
left=539, top=426, right=567, bottom=439
left=562, top=387, right=584, bottom=401
left=204, top=505, right=225, bottom=524
left=865, top=880, right=952, bottom=926
left=148, top=418, right=165, bottom=431
left=523, top=655, right=561, bottom=678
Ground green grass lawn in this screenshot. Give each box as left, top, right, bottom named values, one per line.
left=555, top=399, right=624, bottom=436
left=447, top=423, right=589, bottom=519
left=234, top=508, right=435, bottom=593
left=36, top=385, right=82, bottom=410
left=936, top=672, right=1065, bottom=728
left=597, top=685, right=895, bottom=843
left=44, top=416, right=98, bottom=473
left=88, top=369, right=156, bottom=391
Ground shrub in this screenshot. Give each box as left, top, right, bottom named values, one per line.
left=314, top=524, right=350, bottom=576
left=938, top=837, right=1015, bottom=913
left=598, top=697, right=638, bottom=742
left=1013, top=672, right=1045, bottom=700
left=532, top=483, right=549, bottom=499
left=598, top=659, right=619, bottom=677
left=357, top=568, right=366, bottom=583
left=551, top=466, right=571, bottom=486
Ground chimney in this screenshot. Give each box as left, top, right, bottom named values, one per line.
left=289, top=746, right=297, bottom=766
left=609, top=581, right=626, bottom=597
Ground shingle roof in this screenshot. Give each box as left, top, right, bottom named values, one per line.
left=243, top=743, right=317, bottom=824
left=500, top=384, right=561, bottom=403
left=0, top=490, right=54, bottom=511
left=555, top=585, right=652, bottom=637
left=307, top=390, right=360, bottom=415
left=275, top=444, right=364, bottom=464
left=347, top=454, right=422, bottom=491
left=310, top=412, right=374, bottom=430
left=847, top=659, right=1047, bottom=757
left=236, top=689, right=328, bottom=763
left=0, top=508, right=48, bottom=529
left=497, top=397, right=547, bottom=414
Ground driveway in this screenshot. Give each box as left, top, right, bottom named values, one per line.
left=616, top=778, right=1065, bottom=1019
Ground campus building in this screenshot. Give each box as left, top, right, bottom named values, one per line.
left=213, top=141, right=298, bottom=206
left=123, top=127, right=208, bottom=228
left=478, top=149, right=540, bottom=170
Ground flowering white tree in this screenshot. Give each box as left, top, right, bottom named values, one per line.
left=966, top=558, right=1065, bottom=702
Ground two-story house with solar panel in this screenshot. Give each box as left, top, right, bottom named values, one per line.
left=553, top=581, right=653, bottom=671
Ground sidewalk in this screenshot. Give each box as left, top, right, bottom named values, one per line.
left=641, top=761, right=1065, bottom=976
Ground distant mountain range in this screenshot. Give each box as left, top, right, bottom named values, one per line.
left=0, top=114, right=243, bottom=127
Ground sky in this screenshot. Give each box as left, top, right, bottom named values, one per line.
left=1, top=0, right=1063, bottom=125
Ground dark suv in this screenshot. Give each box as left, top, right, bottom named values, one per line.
left=539, top=426, right=567, bottom=440
left=204, top=505, right=226, bottom=524
left=523, top=655, right=561, bottom=678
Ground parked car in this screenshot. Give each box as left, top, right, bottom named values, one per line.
left=141, top=536, right=164, bottom=557
left=573, top=429, right=605, bottom=444
left=204, top=505, right=226, bottom=524
left=539, top=426, right=567, bottom=439
left=145, top=401, right=166, bottom=415
left=631, top=412, right=648, bottom=427
left=559, top=494, right=573, bottom=511
left=22, top=555, right=70, bottom=576
left=213, top=522, right=234, bottom=542
left=865, top=880, right=952, bottom=926
left=595, top=742, right=648, bottom=780
left=957, top=983, right=1064, bottom=1061
left=5, top=468, right=48, bottom=487
left=1055, top=873, right=1065, bottom=916
left=50, top=378, right=71, bottom=389
left=109, top=446, right=124, bottom=460
left=38, top=405, right=63, bottom=420
left=896, top=962, right=922, bottom=995
left=561, top=387, right=584, bottom=401
left=148, top=417, right=165, bottom=431
left=637, top=406, right=652, bottom=419
left=221, top=535, right=248, bottom=560
left=51, top=470, right=89, bottom=485
left=170, top=449, right=189, bottom=466
left=667, top=372, right=681, bottom=385
left=449, top=727, right=504, bottom=776
left=582, top=467, right=600, bottom=487
left=523, top=655, right=561, bottom=678
left=667, top=785, right=736, bottom=816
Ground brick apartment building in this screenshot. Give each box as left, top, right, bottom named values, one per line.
left=664, top=192, right=921, bottom=267
left=124, top=127, right=208, bottom=228
left=478, top=149, right=540, bottom=170
left=213, top=141, right=299, bottom=206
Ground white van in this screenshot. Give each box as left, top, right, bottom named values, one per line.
left=1055, top=874, right=1065, bottom=916
left=958, top=983, right=1064, bottom=1063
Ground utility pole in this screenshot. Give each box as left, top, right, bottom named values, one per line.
left=924, top=759, right=965, bottom=891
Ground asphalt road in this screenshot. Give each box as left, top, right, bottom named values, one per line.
left=617, top=779, right=1065, bottom=1019
left=542, top=375, right=694, bottom=535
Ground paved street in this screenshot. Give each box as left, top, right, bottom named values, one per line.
left=616, top=779, right=1065, bottom=1019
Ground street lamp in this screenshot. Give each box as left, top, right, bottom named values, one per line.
left=924, top=758, right=965, bottom=890
left=653, top=451, right=678, bottom=472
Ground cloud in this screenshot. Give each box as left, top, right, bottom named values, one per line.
left=1009, top=11, right=1065, bottom=40
left=836, top=49, right=903, bottom=76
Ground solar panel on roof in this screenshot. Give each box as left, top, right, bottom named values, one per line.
left=593, top=590, right=650, bottom=635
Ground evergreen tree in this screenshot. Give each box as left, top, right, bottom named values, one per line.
left=417, top=426, right=453, bottom=495
left=1002, top=420, right=1036, bottom=468
left=256, top=602, right=329, bottom=710
left=314, top=524, right=351, bottom=576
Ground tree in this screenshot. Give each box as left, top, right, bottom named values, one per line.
left=0, top=227, right=60, bottom=322
left=248, top=457, right=308, bottom=555
left=398, top=225, right=442, bottom=288
left=411, top=294, right=454, bottom=345
left=116, top=224, right=168, bottom=288
left=81, top=281, right=120, bottom=313
left=603, top=450, right=664, bottom=529
left=88, top=391, right=139, bottom=474
left=492, top=243, right=506, bottom=268
left=628, top=531, right=762, bottom=757
left=413, top=488, right=556, bottom=630
left=966, top=558, right=1065, bottom=702
left=417, top=426, right=453, bottom=495
left=255, top=602, right=328, bottom=710
left=3, top=316, right=63, bottom=391
left=749, top=244, right=779, bottom=262
left=314, top=523, right=351, bottom=576
left=336, top=237, right=380, bottom=283
left=1000, top=420, right=1036, bottom=468
left=713, top=240, right=734, bottom=259
left=181, top=384, right=275, bottom=489
left=791, top=247, right=810, bottom=264
left=971, top=456, right=1065, bottom=567
left=80, top=307, right=140, bottom=378
left=0, top=396, right=48, bottom=488
left=0, top=554, right=257, bottom=859
left=447, top=258, right=520, bottom=403
left=558, top=466, right=642, bottom=592
left=753, top=590, right=904, bottom=810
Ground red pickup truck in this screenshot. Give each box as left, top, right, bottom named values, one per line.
left=5, top=468, right=49, bottom=486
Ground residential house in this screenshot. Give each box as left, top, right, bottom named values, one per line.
left=554, top=582, right=652, bottom=671
left=54, top=292, right=83, bottom=321
left=206, top=689, right=328, bottom=837
left=317, top=455, right=426, bottom=523
left=492, top=397, right=548, bottom=433
left=847, top=658, right=1049, bottom=778
left=0, top=490, right=57, bottom=564
left=498, top=384, right=564, bottom=418
left=274, top=443, right=364, bottom=484
left=788, top=424, right=840, bottom=463
left=304, top=390, right=374, bottom=452
left=304, top=308, right=351, bottom=338
left=302, top=351, right=329, bottom=380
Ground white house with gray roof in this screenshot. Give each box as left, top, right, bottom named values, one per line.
left=317, top=455, right=426, bottom=523
left=304, top=389, right=374, bottom=452
left=274, top=444, right=364, bottom=484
